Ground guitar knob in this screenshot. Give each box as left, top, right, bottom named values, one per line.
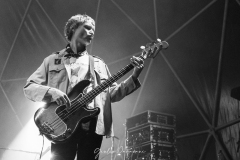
left=62, top=133, right=66, bottom=138
left=67, top=128, right=72, bottom=133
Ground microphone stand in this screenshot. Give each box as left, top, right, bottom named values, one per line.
left=111, top=137, right=114, bottom=160
left=111, top=136, right=120, bottom=160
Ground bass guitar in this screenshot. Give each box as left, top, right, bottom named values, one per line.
left=34, top=39, right=168, bottom=143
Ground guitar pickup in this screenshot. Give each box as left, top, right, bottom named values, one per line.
left=40, top=122, right=54, bottom=134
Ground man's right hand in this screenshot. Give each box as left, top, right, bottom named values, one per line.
left=48, top=88, right=71, bottom=110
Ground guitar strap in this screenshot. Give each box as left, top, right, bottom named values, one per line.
left=89, top=55, right=96, bottom=85
left=88, top=55, right=99, bottom=129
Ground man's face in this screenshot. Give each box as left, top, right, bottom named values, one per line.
left=72, top=20, right=95, bottom=46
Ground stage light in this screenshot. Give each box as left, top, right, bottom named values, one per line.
left=35, top=101, right=46, bottom=109
left=1, top=116, right=51, bottom=160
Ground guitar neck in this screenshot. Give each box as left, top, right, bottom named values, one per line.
left=81, top=63, right=135, bottom=104
left=77, top=39, right=167, bottom=104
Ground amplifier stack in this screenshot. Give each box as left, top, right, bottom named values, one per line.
left=125, top=110, right=176, bottom=160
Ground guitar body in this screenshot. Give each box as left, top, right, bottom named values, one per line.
left=34, top=80, right=100, bottom=143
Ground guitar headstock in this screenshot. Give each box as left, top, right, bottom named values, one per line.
left=140, top=39, right=169, bottom=59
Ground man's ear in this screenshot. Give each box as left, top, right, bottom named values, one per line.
left=68, top=28, right=75, bottom=41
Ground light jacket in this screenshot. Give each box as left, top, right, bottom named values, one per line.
left=23, top=48, right=141, bottom=137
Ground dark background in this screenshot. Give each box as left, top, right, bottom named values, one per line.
left=0, top=0, right=240, bottom=159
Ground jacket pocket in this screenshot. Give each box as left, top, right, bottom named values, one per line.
left=95, top=69, right=109, bottom=93
left=49, top=65, right=67, bottom=86
left=95, top=69, right=108, bottom=80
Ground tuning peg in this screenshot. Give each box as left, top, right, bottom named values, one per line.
left=140, top=46, right=145, bottom=50
left=157, top=38, right=161, bottom=42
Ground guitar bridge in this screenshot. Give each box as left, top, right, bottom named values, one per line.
left=40, top=122, right=54, bottom=134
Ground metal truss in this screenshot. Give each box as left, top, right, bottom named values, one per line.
left=0, top=0, right=239, bottom=159
left=172, top=0, right=238, bottom=159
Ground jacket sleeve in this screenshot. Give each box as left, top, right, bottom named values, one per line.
left=104, top=64, right=141, bottom=103
left=23, top=57, right=51, bottom=102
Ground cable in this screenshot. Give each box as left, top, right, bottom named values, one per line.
left=38, top=134, right=45, bottom=160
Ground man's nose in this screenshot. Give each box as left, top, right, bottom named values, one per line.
left=89, top=30, right=94, bottom=36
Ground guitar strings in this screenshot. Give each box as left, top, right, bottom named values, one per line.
left=49, top=62, right=142, bottom=132
left=48, top=53, right=146, bottom=127
left=49, top=82, right=105, bottom=128
left=46, top=75, right=115, bottom=127
left=48, top=75, right=115, bottom=127
left=46, top=49, right=151, bottom=132
left=50, top=82, right=110, bottom=129
left=55, top=63, right=136, bottom=121
left=50, top=72, right=126, bottom=129
left=49, top=66, right=132, bottom=130
left=49, top=48, right=162, bottom=132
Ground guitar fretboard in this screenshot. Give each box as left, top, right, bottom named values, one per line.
left=79, top=63, right=135, bottom=105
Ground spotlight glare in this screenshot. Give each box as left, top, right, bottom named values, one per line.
left=35, top=102, right=46, bottom=108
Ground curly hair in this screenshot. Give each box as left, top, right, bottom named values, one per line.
left=64, top=14, right=95, bottom=42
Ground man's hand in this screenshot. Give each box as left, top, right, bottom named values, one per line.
left=130, top=56, right=144, bottom=80
left=48, top=88, right=71, bottom=110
